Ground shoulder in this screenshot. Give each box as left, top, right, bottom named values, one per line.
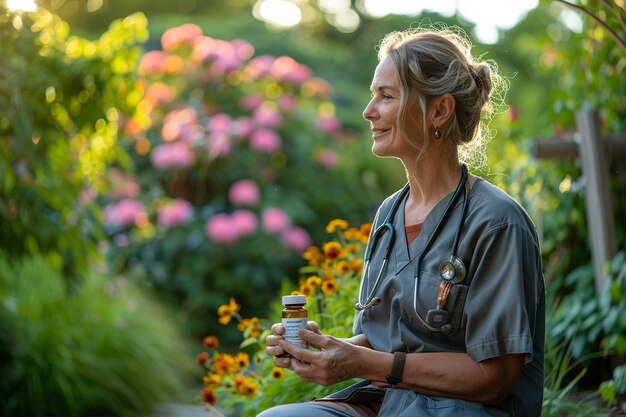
left=469, top=178, right=538, bottom=241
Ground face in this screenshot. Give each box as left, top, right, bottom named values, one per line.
left=362, top=56, right=421, bottom=160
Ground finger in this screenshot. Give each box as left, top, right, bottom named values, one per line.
left=271, top=323, right=285, bottom=335
left=265, top=334, right=284, bottom=347
left=298, top=329, right=330, bottom=347
left=306, top=321, right=321, bottom=334
left=273, top=355, right=292, bottom=368
left=265, top=344, right=286, bottom=357
left=279, top=338, right=321, bottom=365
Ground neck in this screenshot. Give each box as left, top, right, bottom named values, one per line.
left=403, top=157, right=463, bottom=226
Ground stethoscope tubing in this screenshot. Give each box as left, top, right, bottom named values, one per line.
left=356, top=165, right=470, bottom=332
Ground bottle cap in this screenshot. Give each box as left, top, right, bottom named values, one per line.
left=282, top=295, right=306, bottom=306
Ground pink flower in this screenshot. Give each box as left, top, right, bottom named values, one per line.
left=151, top=142, right=195, bottom=170
left=207, top=132, right=232, bottom=157
left=250, top=129, right=281, bottom=153
left=317, top=114, right=341, bottom=135
left=228, top=180, right=260, bottom=207
left=108, top=169, right=140, bottom=200
left=271, top=56, right=311, bottom=85
left=208, top=113, right=232, bottom=135
left=278, top=94, right=298, bottom=113
left=231, top=39, right=255, bottom=61
left=244, top=55, right=275, bottom=80
left=252, top=104, right=282, bottom=128
left=317, top=148, right=339, bottom=168
left=103, top=199, right=146, bottom=228
left=139, top=50, right=167, bottom=76
left=161, top=108, right=201, bottom=143
left=161, top=23, right=203, bottom=52
left=231, top=209, right=257, bottom=236
left=240, top=94, right=264, bottom=111
left=145, top=82, right=175, bottom=107
left=233, top=117, right=253, bottom=138
left=262, top=207, right=290, bottom=234
left=205, top=214, right=239, bottom=246
left=281, top=227, right=312, bottom=252
left=158, top=199, right=193, bottom=228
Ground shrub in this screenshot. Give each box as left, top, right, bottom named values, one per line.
left=104, top=23, right=376, bottom=340
left=0, top=254, right=196, bottom=416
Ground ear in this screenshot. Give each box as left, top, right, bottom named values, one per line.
left=428, top=93, right=455, bottom=128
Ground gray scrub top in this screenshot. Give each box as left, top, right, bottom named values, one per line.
left=352, top=178, right=545, bottom=417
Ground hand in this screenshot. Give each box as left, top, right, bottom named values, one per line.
left=265, top=321, right=320, bottom=369
left=278, top=329, right=362, bottom=386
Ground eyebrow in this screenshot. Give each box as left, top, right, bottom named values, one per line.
left=369, top=85, right=399, bottom=92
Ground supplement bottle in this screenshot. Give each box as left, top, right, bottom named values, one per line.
left=281, top=295, right=308, bottom=352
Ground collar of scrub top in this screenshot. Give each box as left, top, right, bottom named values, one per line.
left=355, top=164, right=470, bottom=314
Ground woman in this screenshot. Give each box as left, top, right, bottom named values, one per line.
left=261, top=26, right=544, bottom=417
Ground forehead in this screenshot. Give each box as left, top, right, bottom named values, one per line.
left=370, top=56, right=400, bottom=91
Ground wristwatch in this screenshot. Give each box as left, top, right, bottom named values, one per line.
left=385, top=352, right=406, bottom=385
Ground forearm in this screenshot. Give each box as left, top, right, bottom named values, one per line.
left=353, top=350, right=523, bottom=405
left=344, top=333, right=371, bottom=348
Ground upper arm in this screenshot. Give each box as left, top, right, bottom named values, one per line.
left=477, top=353, right=524, bottom=404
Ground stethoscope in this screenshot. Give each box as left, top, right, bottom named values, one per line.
left=355, top=164, right=470, bottom=334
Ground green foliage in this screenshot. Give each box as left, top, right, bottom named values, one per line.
left=0, top=254, right=196, bottom=416
left=542, top=339, right=610, bottom=417
left=0, top=5, right=147, bottom=280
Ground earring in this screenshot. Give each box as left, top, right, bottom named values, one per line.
left=434, top=127, right=441, bottom=140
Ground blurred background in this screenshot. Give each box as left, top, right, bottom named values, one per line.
left=1, top=0, right=625, bottom=415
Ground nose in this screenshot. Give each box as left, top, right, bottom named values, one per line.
left=362, top=98, right=377, bottom=121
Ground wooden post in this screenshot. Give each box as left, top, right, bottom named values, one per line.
left=576, top=109, right=617, bottom=294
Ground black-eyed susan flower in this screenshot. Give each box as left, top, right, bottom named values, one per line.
left=322, top=241, right=342, bottom=259
left=212, top=353, right=236, bottom=376
left=203, top=373, right=221, bottom=389
left=343, top=227, right=360, bottom=241
left=217, top=297, right=241, bottom=325
left=302, top=246, right=324, bottom=266
left=201, top=388, right=217, bottom=405
left=360, top=223, right=372, bottom=242
left=306, top=275, right=322, bottom=288
left=335, top=261, right=351, bottom=275
left=202, top=335, right=219, bottom=349
left=321, top=279, right=339, bottom=296
left=241, top=378, right=259, bottom=399
left=271, top=367, right=285, bottom=379
left=299, top=282, right=314, bottom=297
left=325, top=219, right=349, bottom=233
left=235, top=352, right=250, bottom=370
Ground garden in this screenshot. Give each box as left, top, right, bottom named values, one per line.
left=1, top=0, right=625, bottom=416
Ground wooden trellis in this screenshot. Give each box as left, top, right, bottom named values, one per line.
left=533, top=109, right=626, bottom=294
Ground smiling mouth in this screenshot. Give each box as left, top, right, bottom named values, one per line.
left=371, top=129, right=390, bottom=137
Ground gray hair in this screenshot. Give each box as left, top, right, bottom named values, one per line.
left=377, top=25, right=507, bottom=169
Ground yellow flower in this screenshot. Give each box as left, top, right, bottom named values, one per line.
left=335, top=261, right=351, bottom=275
left=234, top=352, right=250, bottom=370
left=299, top=282, right=315, bottom=297
left=306, top=275, right=322, bottom=288
left=343, top=227, right=360, bottom=241
left=302, top=246, right=324, bottom=266
left=241, top=378, right=259, bottom=399
left=217, top=297, right=241, bottom=325
left=203, top=373, right=221, bottom=389
left=325, top=219, right=349, bottom=233
left=359, top=223, right=372, bottom=243
left=322, top=241, right=342, bottom=259
left=271, top=367, right=285, bottom=379
left=351, top=258, right=363, bottom=272
left=213, top=353, right=236, bottom=376
left=321, top=279, right=339, bottom=296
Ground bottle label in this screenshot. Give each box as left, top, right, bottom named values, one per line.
left=282, top=317, right=308, bottom=349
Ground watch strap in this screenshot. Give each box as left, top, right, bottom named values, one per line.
left=385, top=351, right=406, bottom=385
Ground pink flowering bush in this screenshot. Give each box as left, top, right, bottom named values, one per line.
left=104, top=23, right=360, bottom=338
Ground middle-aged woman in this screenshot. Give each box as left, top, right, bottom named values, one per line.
left=260, top=25, right=545, bottom=417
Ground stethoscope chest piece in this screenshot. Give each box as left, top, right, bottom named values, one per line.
left=439, top=256, right=466, bottom=284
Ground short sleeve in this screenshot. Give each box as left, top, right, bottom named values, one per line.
left=463, top=222, right=542, bottom=364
